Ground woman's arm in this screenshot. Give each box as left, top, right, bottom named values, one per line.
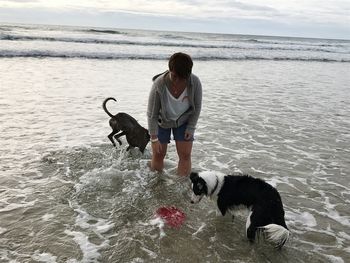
left=147, top=83, right=161, bottom=136
left=186, top=75, right=202, bottom=135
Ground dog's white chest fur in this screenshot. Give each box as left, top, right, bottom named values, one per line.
left=229, top=205, right=251, bottom=218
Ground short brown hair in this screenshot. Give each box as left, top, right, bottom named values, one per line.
left=168, top=52, right=193, bottom=79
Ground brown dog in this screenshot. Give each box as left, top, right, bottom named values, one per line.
left=102, top=97, right=150, bottom=153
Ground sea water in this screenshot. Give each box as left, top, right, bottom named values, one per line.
left=0, top=23, right=350, bottom=262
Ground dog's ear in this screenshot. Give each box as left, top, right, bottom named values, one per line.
left=190, top=172, right=199, bottom=182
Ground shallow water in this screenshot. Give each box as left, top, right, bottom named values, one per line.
left=1, top=58, right=350, bottom=262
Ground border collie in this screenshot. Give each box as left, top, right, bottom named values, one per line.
left=190, top=171, right=290, bottom=249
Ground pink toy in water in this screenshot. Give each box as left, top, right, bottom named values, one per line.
left=155, top=206, right=186, bottom=228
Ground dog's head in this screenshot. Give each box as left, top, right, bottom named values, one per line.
left=138, top=128, right=150, bottom=153
left=190, top=171, right=223, bottom=204
left=145, top=130, right=151, bottom=142
left=141, top=128, right=150, bottom=144
left=190, top=172, right=208, bottom=204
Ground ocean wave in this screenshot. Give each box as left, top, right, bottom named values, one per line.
left=1, top=34, right=348, bottom=54
left=1, top=50, right=348, bottom=62
left=83, top=29, right=123, bottom=34
left=159, top=33, right=198, bottom=41
left=239, top=37, right=349, bottom=48
left=1, top=34, right=202, bottom=48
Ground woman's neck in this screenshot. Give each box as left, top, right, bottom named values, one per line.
left=166, top=73, right=187, bottom=98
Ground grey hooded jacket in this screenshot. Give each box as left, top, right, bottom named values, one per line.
left=147, top=71, right=202, bottom=136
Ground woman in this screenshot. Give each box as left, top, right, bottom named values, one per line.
left=147, top=52, right=202, bottom=176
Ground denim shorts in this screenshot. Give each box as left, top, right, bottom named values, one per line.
left=158, top=123, right=194, bottom=144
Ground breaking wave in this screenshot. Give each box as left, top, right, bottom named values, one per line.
left=0, top=49, right=348, bottom=62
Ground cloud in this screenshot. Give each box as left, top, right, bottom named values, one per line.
left=90, top=0, right=281, bottom=20
left=1, top=0, right=349, bottom=23
left=0, top=0, right=38, bottom=2
left=0, top=0, right=349, bottom=39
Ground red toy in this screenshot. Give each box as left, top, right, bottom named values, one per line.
left=155, top=206, right=186, bottom=228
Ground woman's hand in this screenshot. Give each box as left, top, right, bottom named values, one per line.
left=150, top=137, right=162, bottom=154
left=151, top=140, right=162, bottom=154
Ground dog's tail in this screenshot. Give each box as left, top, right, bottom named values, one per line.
left=102, top=97, right=116, bottom=118
left=258, top=224, right=290, bottom=249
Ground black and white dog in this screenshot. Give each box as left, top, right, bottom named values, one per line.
left=190, top=171, right=290, bottom=249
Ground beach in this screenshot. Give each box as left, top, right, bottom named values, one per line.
left=0, top=24, right=350, bottom=262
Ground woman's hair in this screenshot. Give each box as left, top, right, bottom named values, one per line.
left=168, top=52, right=193, bottom=79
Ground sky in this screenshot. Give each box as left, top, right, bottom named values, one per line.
left=0, top=0, right=349, bottom=39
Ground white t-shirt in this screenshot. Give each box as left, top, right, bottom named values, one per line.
left=164, top=87, right=190, bottom=121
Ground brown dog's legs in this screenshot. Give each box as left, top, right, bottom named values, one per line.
left=108, top=130, right=124, bottom=146
left=126, top=146, right=134, bottom=151
left=114, top=131, right=126, bottom=146
left=108, top=131, right=118, bottom=146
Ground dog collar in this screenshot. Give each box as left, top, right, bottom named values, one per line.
left=210, top=176, right=219, bottom=196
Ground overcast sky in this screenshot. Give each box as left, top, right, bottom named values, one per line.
left=0, top=0, right=349, bottom=39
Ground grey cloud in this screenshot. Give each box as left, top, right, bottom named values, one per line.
left=0, top=0, right=38, bottom=2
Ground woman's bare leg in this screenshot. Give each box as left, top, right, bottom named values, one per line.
left=150, top=143, right=167, bottom=172
left=175, top=141, right=193, bottom=176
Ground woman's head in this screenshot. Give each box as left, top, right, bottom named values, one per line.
left=168, top=52, right=193, bottom=80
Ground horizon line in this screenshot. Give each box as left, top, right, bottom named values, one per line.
left=1, top=21, right=349, bottom=42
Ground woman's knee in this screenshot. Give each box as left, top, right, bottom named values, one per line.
left=176, top=141, right=192, bottom=160
left=153, top=150, right=166, bottom=160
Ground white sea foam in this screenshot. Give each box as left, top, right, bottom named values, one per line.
left=149, top=217, right=166, bottom=238
left=319, top=195, right=350, bottom=226
left=267, top=176, right=288, bottom=188
left=0, top=227, right=6, bottom=235
left=0, top=200, right=36, bottom=213
left=250, top=167, right=267, bottom=174
left=130, top=258, right=145, bottom=263
left=192, top=223, right=206, bottom=236
left=338, top=231, right=350, bottom=241
left=69, top=201, right=114, bottom=237
left=74, top=166, right=119, bottom=194
left=42, top=213, right=55, bottom=221
left=324, top=255, right=345, bottom=263
left=212, top=157, right=230, bottom=169
left=286, top=210, right=317, bottom=227
left=32, top=251, right=57, bottom=263
left=65, top=166, right=71, bottom=176
left=64, top=230, right=108, bottom=263
left=233, top=149, right=251, bottom=160
left=140, top=247, right=157, bottom=259
left=61, top=201, right=114, bottom=262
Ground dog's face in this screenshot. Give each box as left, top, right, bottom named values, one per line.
left=138, top=129, right=150, bottom=153
left=190, top=172, right=208, bottom=204
left=145, top=130, right=151, bottom=142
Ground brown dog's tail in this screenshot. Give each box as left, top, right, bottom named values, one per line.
left=102, top=97, right=116, bottom=118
